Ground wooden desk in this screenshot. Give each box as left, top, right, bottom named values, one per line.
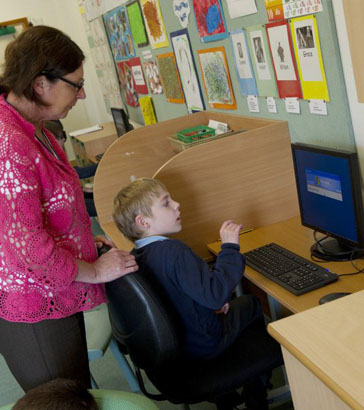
left=268, top=291, right=364, bottom=409
left=70, top=121, right=117, bottom=166
left=207, top=216, right=364, bottom=314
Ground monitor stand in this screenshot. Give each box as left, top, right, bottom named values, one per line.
left=311, top=237, right=362, bottom=261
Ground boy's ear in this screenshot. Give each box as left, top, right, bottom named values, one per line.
left=135, top=214, right=150, bottom=230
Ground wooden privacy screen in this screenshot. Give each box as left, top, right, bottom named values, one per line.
left=94, top=112, right=299, bottom=258
left=342, top=1, right=364, bottom=103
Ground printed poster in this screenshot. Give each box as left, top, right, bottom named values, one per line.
left=197, top=47, right=237, bottom=110
left=290, top=15, right=329, bottom=100
left=103, top=6, right=135, bottom=62
left=246, top=25, right=278, bottom=97
left=284, top=0, right=323, bottom=19
left=128, top=57, right=148, bottom=95
left=266, top=20, right=302, bottom=98
left=230, top=29, right=258, bottom=96
left=192, top=0, right=228, bottom=43
left=140, top=0, right=169, bottom=49
left=170, top=29, right=205, bottom=112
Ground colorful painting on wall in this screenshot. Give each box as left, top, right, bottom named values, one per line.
left=197, top=47, right=237, bottom=109
left=157, top=52, right=185, bottom=103
left=127, top=57, right=149, bottom=95
left=116, top=61, right=140, bottom=107
left=170, top=29, right=205, bottom=112
left=143, top=57, right=164, bottom=94
left=140, top=0, right=169, bottom=49
left=103, top=6, right=135, bottom=62
left=191, top=0, right=228, bottom=43
left=126, top=0, right=149, bottom=48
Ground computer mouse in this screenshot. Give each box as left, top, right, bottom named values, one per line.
left=319, top=292, right=351, bottom=305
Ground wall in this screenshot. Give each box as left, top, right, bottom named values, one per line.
left=0, top=0, right=113, bottom=159
left=331, top=0, right=364, bottom=181
left=125, top=0, right=356, bottom=151
left=0, top=0, right=360, bottom=159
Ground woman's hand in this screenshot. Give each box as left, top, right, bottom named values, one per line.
left=219, top=220, right=242, bottom=245
left=75, top=249, right=138, bottom=284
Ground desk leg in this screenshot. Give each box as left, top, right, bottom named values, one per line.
left=267, top=295, right=281, bottom=321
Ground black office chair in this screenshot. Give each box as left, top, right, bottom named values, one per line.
left=106, top=271, right=284, bottom=409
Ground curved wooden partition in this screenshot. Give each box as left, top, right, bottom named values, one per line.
left=154, top=120, right=299, bottom=259
left=94, top=112, right=299, bottom=256
left=94, top=111, right=207, bottom=248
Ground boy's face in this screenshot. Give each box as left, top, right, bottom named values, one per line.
left=144, top=190, right=182, bottom=236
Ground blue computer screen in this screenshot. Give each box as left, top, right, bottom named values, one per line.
left=294, top=148, right=358, bottom=243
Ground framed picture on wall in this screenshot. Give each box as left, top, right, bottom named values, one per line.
left=197, top=47, right=237, bottom=109
left=140, top=0, right=169, bottom=49
left=170, top=29, right=205, bottom=112
left=191, top=0, right=228, bottom=43
left=103, top=5, right=135, bottom=62
left=157, top=52, right=185, bottom=103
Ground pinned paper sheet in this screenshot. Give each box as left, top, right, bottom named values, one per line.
left=309, top=99, right=327, bottom=115
left=266, top=96, right=278, bottom=113
left=247, top=95, right=260, bottom=112
left=69, top=124, right=103, bottom=137
left=285, top=97, right=300, bottom=114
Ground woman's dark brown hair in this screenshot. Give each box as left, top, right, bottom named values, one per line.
left=0, top=25, right=84, bottom=104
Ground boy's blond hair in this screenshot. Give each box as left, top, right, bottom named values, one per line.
left=113, top=178, right=166, bottom=242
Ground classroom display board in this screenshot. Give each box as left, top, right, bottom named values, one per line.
left=78, top=0, right=356, bottom=151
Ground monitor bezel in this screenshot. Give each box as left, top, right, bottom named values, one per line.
left=291, top=142, right=364, bottom=249
left=110, top=107, right=130, bottom=137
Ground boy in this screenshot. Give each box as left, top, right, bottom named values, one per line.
left=113, top=178, right=263, bottom=360
left=11, top=378, right=98, bottom=410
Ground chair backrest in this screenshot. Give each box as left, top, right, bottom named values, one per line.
left=106, top=271, right=182, bottom=370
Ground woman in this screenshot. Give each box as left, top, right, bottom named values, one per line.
left=0, top=25, right=137, bottom=391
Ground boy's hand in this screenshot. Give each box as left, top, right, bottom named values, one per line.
left=216, top=302, right=230, bottom=315
left=219, top=220, right=242, bottom=245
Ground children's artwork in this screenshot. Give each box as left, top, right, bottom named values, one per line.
left=140, top=0, right=169, bottom=49
left=197, top=47, right=237, bottom=110
left=157, top=53, right=185, bottom=103
left=192, top=0, right=228, bottom=43
left=246, top=25, right=278, bottom=97
left=173, top=0, right=191, bottom=28
left=226, top=0, right=258, bottom=19
left=126, top=0, right=149, bottom=48
left=142, top=53, right=164, bottom=94
left=127, top=57, right=149, bottom=95
left=139, top=96, right=158, bottom=125
left=103, top=6, right=135, bottom=62
left=230, top=29, right=258, bottom=96
left=266, top=20, right=302, bottom=98
left=284, top=0, right=323, bottom=19
left=117, top=61, right=139, bottom=107
left=170, top=29, right=205, bottom=113
left=264, top=0, right=284, bottom=22
left=290, top=15, right=329, bottom=100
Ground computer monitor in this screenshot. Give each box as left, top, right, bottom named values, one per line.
left=291, top=142, right=364, bottom=261
left=110, top=107, right=133, bottom=137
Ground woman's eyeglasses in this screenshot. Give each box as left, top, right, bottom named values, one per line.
left=39, top=70, right=85, bottom=91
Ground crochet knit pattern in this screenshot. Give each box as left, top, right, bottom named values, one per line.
left=0, top=95, right=106, bottom=323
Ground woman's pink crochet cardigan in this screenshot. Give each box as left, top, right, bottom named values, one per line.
left=0, top=95, right=106, bottom=323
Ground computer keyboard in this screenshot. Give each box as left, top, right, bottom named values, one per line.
left=244, top=243, right=338, bottom=296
